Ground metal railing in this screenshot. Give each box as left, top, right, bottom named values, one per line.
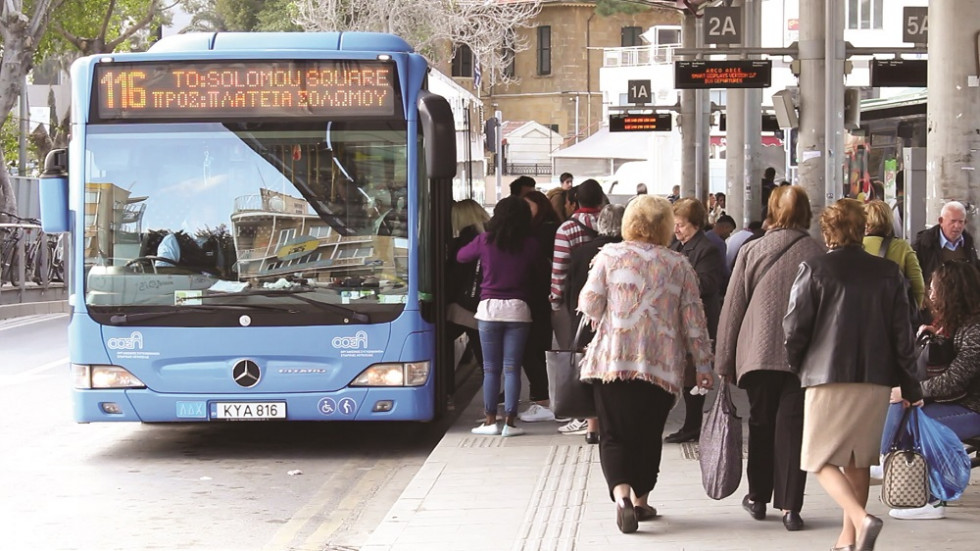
left=0, top=218, right=68, bottom=302
left=601, top=44, right=681, bottom=68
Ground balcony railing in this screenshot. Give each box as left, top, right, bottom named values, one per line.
left=602, top=44, right=681, bottom=68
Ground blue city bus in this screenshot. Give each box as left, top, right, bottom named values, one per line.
left=39, top=32, right=460, bottom=422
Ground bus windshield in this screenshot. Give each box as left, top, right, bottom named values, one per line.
left=83, top=121, right=411, bottom=324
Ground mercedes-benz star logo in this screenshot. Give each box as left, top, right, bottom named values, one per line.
left=232, top=360, right=261, bottom=388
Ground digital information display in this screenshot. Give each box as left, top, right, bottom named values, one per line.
left=674, top=60, right=772, bottom=89
left=609, top=113, right=672, bottom=132
left=93, top=60, right=397, bottom=121
left=870, top=59, right=927, bottom=88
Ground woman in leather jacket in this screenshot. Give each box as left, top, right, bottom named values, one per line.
left=783, top=198, right=922, bottom=551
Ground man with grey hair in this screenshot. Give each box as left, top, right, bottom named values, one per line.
left=913, top=200, right=980, bottom=287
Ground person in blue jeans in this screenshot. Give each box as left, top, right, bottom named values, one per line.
left=883, top=260, right=980, bottom=520
left=457, top=196, right=544, bottom=437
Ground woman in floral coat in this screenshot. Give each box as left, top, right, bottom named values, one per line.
left=577, top=194, right=714, bottom=534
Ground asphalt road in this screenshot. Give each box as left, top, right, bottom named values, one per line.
left=0, top=314, right=476, bottom=551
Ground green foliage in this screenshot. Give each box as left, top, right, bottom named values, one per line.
left=595, top=0, right=651, bottom=17
left=1, top=114, right=19, bottom=167
left=212, top=0, right=299, bottom=32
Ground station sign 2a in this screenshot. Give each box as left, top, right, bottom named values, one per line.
left=704, top=7, right=741, bottom=46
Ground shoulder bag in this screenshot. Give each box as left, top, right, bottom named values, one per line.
left=745, top=231, right=808, bottom=305
left=698, top=383, right=743, bottom=500
left=545, top=316, right=595, bottom=419
left=881, top=407, right=930, bottom=509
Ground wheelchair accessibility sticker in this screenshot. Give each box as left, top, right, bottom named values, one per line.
left=318, top=397, right=357, bottom=416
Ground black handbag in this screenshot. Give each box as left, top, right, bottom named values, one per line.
left=881, top=408, right=930, bottom=509
left=545, top=317, right=595, bottom=419
left=914, top=331, right=965, bottom=403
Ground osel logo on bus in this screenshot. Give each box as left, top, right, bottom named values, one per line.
left=331, top=330, right=384, bottom=358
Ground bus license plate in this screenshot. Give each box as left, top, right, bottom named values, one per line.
left=212, top=402, right=286, bottom=420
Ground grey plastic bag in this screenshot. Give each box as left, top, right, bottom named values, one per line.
left=698, top=383, right=743, bottom=500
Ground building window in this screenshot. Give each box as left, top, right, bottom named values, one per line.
left=847, top=0, right=883, bottom=30
left=502, top=31, right=516, bottom=78
left=276, top=228, right=296, bottom=247
left=622, top=26, right=643, bottom=47
left=537, top=26, right=551, bottom=76
left=451, top=44, right=473, bottom=77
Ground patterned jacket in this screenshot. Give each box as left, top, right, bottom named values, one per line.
left=577, top=241, right=713, bottom=397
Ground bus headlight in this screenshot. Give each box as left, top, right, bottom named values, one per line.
left=72, top=364, right=146, bottom=389
left=350, top=361, right=430, bottom=387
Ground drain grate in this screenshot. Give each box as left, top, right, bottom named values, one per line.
left=680, top=441, right=748, bottom=460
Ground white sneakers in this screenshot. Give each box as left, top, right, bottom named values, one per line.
left=471, top=423, right=501, bottom=436
left=870, top=465, right=884, bottom=480
left=889, top=502, right=946, bottom=520
left=519, top=404, right=556, bottom=422
left=471, top=422, right=525, bottom=437
left=558, top=418, right=589, bottom=435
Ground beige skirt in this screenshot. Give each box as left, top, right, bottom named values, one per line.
left=800, top=383, right=890, bottom=472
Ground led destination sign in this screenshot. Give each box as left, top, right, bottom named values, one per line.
left=94, top=60, right=397, bottom=121
left=609, top=113, right=672, bottom=132
left=674, top=60, right=772, bottom=89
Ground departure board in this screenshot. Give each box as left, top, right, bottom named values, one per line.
left=674, top=60, right=772, bottom=89
left=870, top=59, right=927, bottom=87
left=93, top=60, right=398, bottom=121
left=609, top=113, right=672, bottom=132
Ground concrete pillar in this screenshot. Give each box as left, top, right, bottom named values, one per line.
left=725, top=0, right=746, bottom=226
left=742, top=0, right=762, bottom=224
left=681, top=14, right=698, bottom=199
left=926, top=1, right=980, bottom=236
left=797, top=0, right=843, bottom=235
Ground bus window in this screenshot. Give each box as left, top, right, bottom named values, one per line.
left=83, top=121, right=411, bottom=324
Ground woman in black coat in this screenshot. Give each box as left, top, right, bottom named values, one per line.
left=666, top=197, right=724, bottom=444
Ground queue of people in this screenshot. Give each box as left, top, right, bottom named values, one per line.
left=449, top=176, right=980, bottom=546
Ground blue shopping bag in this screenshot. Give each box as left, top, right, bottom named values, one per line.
left=914, top=409, right=972, bottom=501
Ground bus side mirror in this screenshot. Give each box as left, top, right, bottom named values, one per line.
left=417, top=91, right=456, bottom=180
left=40, top=149, right=70, bottom=233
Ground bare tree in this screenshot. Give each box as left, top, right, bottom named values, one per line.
left=0, top=0, right=66, bottom=219
left=292, top=0, right=542, bottom=88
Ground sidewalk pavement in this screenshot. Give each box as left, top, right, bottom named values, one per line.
left=364, top=384, right=980, bottom=551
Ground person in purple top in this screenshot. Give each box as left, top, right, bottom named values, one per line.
left=457, top=196, right=544, bottom=436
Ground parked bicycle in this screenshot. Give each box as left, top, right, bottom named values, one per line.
left=0, top=210, right=57, bottom=287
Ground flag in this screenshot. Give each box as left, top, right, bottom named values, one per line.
left=473, top=55, right=482, bottom=92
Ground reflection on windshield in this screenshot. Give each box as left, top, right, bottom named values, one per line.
left=83, top=122, right=410, bottom=315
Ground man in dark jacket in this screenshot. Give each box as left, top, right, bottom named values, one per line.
left=913, top=201, right=979, bottom=287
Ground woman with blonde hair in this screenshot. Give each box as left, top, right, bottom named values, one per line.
left=784, top=198, right=922, bottom=551
left=715, top=185, right=824, bottom=531
left=577, top=195, right=714, bottom=533
left=863, top=200, right=925, bottom=309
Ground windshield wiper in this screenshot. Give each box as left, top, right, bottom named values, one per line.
left=206, top=288, right=370, bottom=324
left=108, top=303, right=297, bottom=324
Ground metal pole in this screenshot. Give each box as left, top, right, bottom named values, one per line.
left=824, top=0, right=844, bottom=208
left=681, top=13, right=698, bottom=199
left=574, top=96, right=580, bottom=144
left=19, top=77, right=29, bottom=176
left=743, top=0, right=762, bottom=223
left=694, top=14, right=706, bottom=200
left=495, top=109, right=503, bottom=202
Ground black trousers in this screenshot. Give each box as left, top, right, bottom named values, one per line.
left=594, top=379, right=675, bottom=501
left=523, top=305, right=552, bottom=403
left=742, top=370, right=807, bottom=512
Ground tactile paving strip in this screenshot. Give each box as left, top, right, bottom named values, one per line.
left=513, top=445, right=598, bottom=551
